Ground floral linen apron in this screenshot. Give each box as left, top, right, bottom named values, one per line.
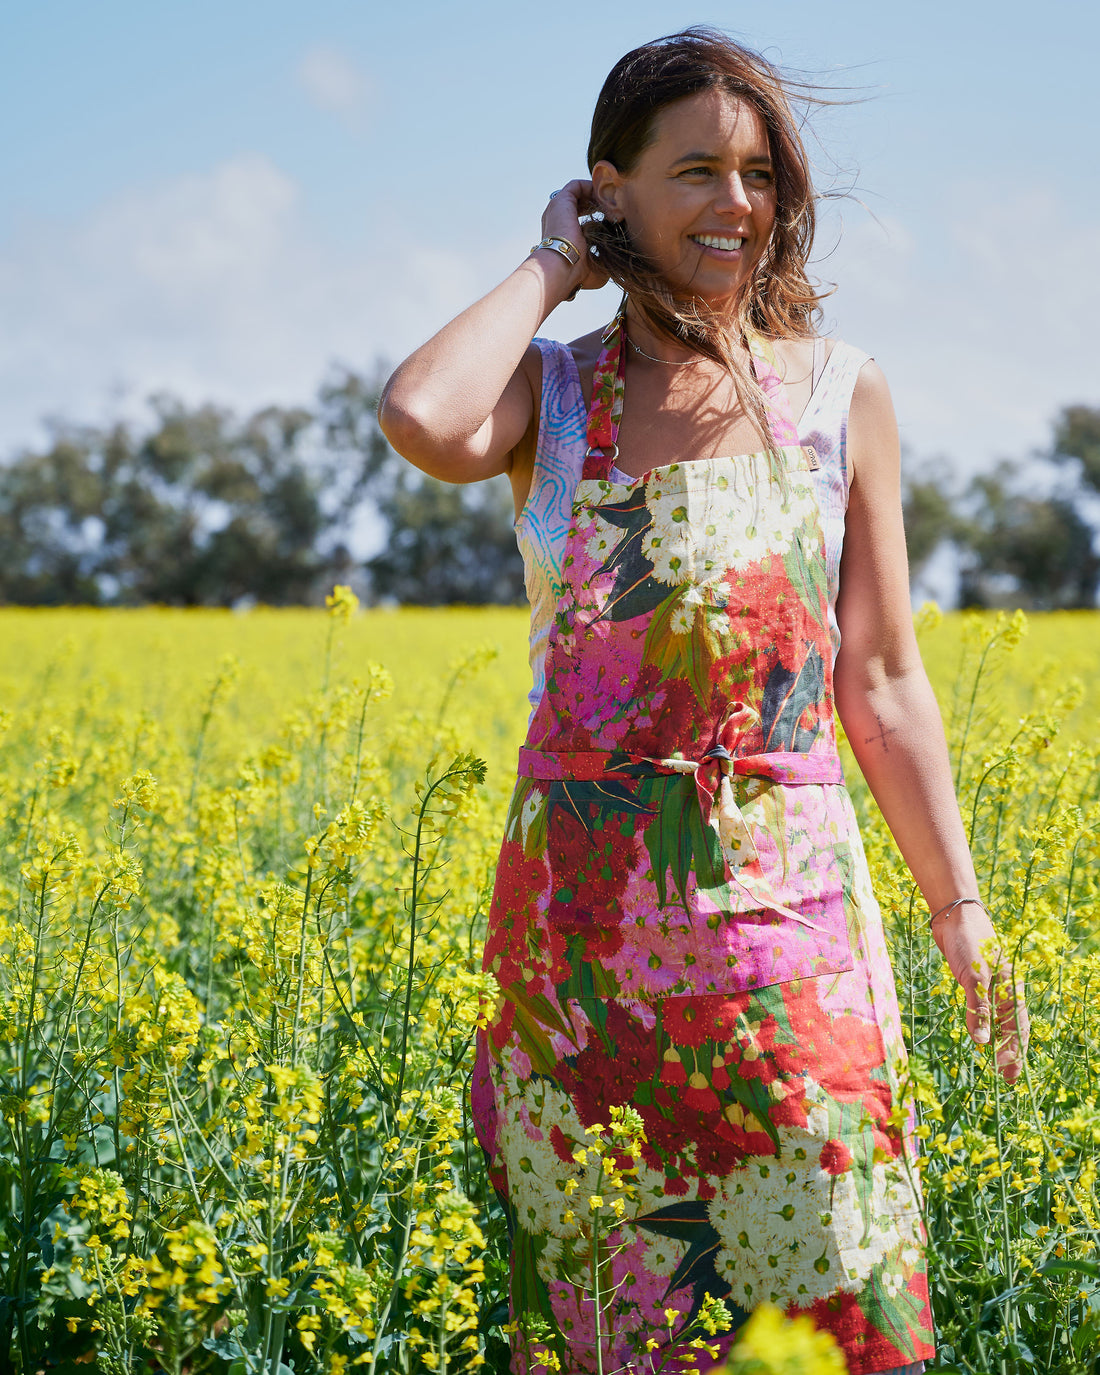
left=473, top=312, right=936, bottom=1374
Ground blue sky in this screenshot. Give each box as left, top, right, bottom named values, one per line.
left=1, top=0, right=1096, bottom=483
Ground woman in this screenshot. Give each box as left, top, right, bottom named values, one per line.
left=379, top=28, right=1027, bottom=1375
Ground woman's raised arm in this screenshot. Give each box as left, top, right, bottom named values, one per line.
left=378, top=181, right=604, bottom=484
left=834, top=362, right=1029, bottom=1082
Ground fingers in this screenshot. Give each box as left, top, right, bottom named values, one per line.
left=536, top=180, right=609, bottom=298
left=933, top=907, right=1028, bottom=1084
left=542, top=179, right=598, bottom=238
left=966, top=982, right=992, bottom=1045
left=965, top=963, right=1028, bottom=1082
left=992, top=971, right=1029, bottom=1084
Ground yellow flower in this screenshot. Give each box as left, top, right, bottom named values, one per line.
left=325, top=584, right=360, bottom=621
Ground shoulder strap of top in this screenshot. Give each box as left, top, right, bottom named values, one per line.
left=800, top=341, right=873, bottom=433
left=532, top=336, right=587, bottom=446
left=516, top=337, right=587, bottom=526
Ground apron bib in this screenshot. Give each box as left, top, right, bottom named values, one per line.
left=515, top=307, right=853, bottom=998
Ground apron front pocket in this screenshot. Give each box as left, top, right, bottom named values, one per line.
left=542, top=773, right=854, bottom=1003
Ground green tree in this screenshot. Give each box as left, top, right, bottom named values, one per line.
left=957, top=462, right=1099, bottom=610
left=901, top=460, right=961, bottom=579
left=319, top=369, right=525, bottom=605
left=1052, top=403, right=1100, bottom=494
left=0, top=398, right=355, bottom=606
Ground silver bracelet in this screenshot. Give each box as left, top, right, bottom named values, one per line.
left=530, top=236, right=581, bottom=268
left=929, top=896, right=987, bottom=924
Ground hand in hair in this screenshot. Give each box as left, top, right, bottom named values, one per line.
left=539, top=180, right=609, bottom=296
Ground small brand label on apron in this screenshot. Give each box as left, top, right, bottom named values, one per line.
left=804, top=444, right=820, bottom=471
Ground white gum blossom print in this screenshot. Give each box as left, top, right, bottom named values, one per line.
left=642, top=459, right=819, bottom=588
left=705, top=1105, right=923, bottom=1308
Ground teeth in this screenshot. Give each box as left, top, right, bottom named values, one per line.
left=693, top=235, right=744, bottom=251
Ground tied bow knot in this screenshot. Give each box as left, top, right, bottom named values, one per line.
left=645, top=703, right=826, bottom=933
left=651, top=702, right=761, bottom=870
left=698, top=701, right=761, bottom=868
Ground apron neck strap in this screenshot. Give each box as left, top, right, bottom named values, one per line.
left=582, top=302, right=803, bottom=480
left=582, top=305, right=628, bottom=480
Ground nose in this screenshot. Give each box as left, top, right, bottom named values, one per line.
left=715, top=173, right=753, bottom=216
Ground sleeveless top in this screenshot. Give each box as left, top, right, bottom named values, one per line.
left=515, top=336, right=873, bottom=717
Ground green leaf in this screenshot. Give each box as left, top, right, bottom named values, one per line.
left=781, top=518, right=828, bottom=615
left=506, top=986, right=578, bottom=1073
left=547, top=779, right=654, bottom=834
left=1037, top=1258, right=1100, bottom=1279
left=760, top=648, right=824, bottom=753
left=642, top=587, right=724, bottom=705
left=639, top=774, right=698, bottom=910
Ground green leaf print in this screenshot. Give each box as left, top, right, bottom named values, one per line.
left=547, top=779, right=655, bottom=834
left=604, top=571, right=669, bottom=623
left=591, top=491, right=669, bottom=624
left=760, top=649, right=825, bottom=753
left=639, top=774, right=726, bottom=911
left=642, top=587, right=724, bottom=706
left=555, top=943, right=621, bottom=1003
left=781, top=516, right=828, bottom=616
left=507, top=986, right=579, bottom=1074
left=864, top=1269, right=936, bottom=1354
left=511, top=1228, right=566, bottom=1364
left=631, top=1201, right=752, bottom=1331
left=720, top=1075, right=782, bottom=1155
left=504, top=776, right=533, bottom=837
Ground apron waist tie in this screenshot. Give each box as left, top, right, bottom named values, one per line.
left=517, top=742, right=845, bottom=934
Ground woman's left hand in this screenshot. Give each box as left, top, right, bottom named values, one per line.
left=932, top=904, right=1029, bottom=1083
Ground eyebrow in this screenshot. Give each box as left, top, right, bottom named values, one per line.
left=670, top=151, right=773, bottom=166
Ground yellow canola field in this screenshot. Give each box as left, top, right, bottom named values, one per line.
left=0, top=603, right=1097, bottom=1373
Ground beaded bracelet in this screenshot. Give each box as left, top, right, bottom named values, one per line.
left=929, top=896, right=987, bottom=923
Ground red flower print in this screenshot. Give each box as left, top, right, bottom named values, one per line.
left=813, top=1015, right=888, bottom=1110
left=644, top=1097, right=688, bottom=1154
left=564, top=1008, right=658, bottom=1109
left=626, top=674, right=698, bottom=759
left=661, top=998, right=714, bottom=1049
left=488, top=997, right=515, bottom=1052
left=781, top=981, right=835, bottom=1050
left=550, top=1124, right=576, bottom=1165
left=724, top=1013, right=784, bottom=1084
left=819, top=1139, right=853, bottom=1176
left=706, top=993, right=753, bottom=1038
left=767, top=1081, right=810, bottom=1129
left=682, top=1073, right=720, bottom=1113
left=660, top=1049, right=688, bottom=1087
left=692, top=1129, right=742, bottom=1178
left=483, top=844, right=548, bottom=987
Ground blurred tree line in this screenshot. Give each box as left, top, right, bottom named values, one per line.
left=903, top=405, right=1100, bottom=609
left=0, top=373, right=1096, bottom=608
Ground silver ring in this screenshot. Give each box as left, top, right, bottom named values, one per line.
left=548, top=190, right=559, bottom=199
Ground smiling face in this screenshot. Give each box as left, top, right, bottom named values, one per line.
left=592, top=87, right=778, bottom=310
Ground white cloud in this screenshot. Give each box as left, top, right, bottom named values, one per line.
left=296, top=44, right=370, bottom=123
left=0, top=155, right=481, bottom=454
left=816, top=191, right=1100, bottom=471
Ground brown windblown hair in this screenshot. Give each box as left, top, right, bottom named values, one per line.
left=585, top=28, right=829, bottom=450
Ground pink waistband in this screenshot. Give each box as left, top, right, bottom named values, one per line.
left=517, top=747, right=845, bottom=786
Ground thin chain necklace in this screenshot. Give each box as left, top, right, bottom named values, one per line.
left=627, top=333, right=705, bottom=367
